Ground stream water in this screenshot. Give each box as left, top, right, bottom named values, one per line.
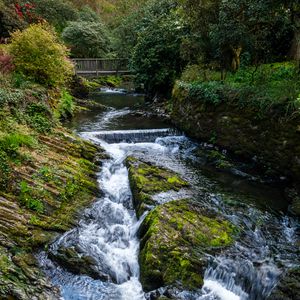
left=38, top=89, right=300, bottom=300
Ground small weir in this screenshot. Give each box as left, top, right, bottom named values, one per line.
left=38, top=89, right=300, bottom=300
left=95, top=128, right=181, bottom=143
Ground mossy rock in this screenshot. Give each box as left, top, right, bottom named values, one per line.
left=0, top=246, right=60, bottom=299
left=139, top=199, right=237, bottom=292
left=126, top=157, right=189, bottom=217
left=267, top=268, right=300, bottom=300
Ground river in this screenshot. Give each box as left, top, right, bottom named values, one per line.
left=38, top=88, right=300, bottom=300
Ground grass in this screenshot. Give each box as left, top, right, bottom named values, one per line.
left=0, top=133, right=37, bottom=160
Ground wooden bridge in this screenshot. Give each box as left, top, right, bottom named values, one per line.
left=73, top=58, right=132, bottom=77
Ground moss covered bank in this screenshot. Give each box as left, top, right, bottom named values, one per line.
left=0, top=128, right=104, bottom=299
left=171, top=81, right=300, bottom=201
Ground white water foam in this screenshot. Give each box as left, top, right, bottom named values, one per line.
left=200, top=280, right=243, bottom=300
left=40, top=127, right=300, bottom=300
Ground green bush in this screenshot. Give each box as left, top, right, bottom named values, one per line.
left=33, top=0, right=78, bottom=32
left=11, top=73, right=34, bottom=89
left=9, top=23, right=74, bottom=87
left=0, top=88, right=26, bottom=106
left=130, top=0, right=186, bottom=98
left=62, top=21, right=110, bottom=58
left=180, top=81, right=223, bottom=105
left=0, top=1, right=27, bottom=38
left=25, top=103, right=53, bottom=133
left=56, top=89, right=75, bottom=120
left=177, top=62, right=300, bottom=117
left=181, top=65, right=221, bottom=82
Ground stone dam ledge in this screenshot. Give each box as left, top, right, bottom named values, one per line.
left=126, top=156, right=238, bottom=295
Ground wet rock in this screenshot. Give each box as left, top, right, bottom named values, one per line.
left=267, top=268, right=300, bottom=300
left=126, top=157, right=189, bottom=217
left=0, top=129, right=103, bottom=298
left=285, top=187, right=300, bottom=216
left=138, top=199, right=237, bottom=292
left=0, top=246, right=60, bottom=299
left=145, top=286, right=182, bottom=300
left=49, top=246, right=110, bottom=281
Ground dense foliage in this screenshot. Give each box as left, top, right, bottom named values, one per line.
left=32, top=0, right=78, bottom=32
left=0, top=0, right=299, bottom=104
left=131, top=0, right=186, bottom=98
left=62, top=22, right=110, bottom=58
left=9, top=24, right=74, bottom=86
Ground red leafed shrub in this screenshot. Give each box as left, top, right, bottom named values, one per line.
left=0, top=51, right=14, bottom=74
left=15, top=2, right=37, bottom=22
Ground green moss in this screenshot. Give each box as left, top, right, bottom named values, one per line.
left=139, top=199, right=237, bottom=291
left=126, top=157, right=189, bottom=217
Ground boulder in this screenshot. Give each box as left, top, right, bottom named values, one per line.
left=49, top=246, right=110, bottom=281
left=138, top=199, right=237, bottom=292
left=267, top=268, right=300, bottom=300
left=126, top=157, right=189, bottom=217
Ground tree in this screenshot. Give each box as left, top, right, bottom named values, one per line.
left=30, top=0, right=78, bottom=32
left=131, top=0, right=186, bottom=99
left=62, top=21, right=110, bottom=58
left=180, top=0, right=294, bottom=72
left=9, top=23, right=74, bottom=86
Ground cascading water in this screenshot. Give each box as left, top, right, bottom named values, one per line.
left=38, top=89, right=300, bottom=300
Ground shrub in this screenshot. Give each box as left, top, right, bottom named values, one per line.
left=0, top=133, right=36, bottom=159
left=180, top=81, right=223, bottom=105
left=131, top=7, right=185, bottom=99
left=0, top=2, right=27, bottom=38
left=11, top=73, right=34, bottom=89
left=0, top=50, right=13, bottom=74
left=55, top=89, right=75, bottom=120
left=33, top=0, right=78, bottom=32
left=9, top=23, right=74, bottom=87
left=0, top=88, right=26, bottom=106
left=25, top=103, right=53, bottom=133
left=181, top=65, right=221, bottom=83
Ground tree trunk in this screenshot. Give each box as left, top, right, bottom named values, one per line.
left=290, top=26, right=300, bottom=63
left=289, top=8, right=300, bottom=64
left=230, top=46, right=242, bottom=72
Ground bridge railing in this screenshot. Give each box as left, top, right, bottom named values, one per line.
left=72, top=58, right=130, bottom=75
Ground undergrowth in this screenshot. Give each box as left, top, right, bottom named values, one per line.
left=177, top=62, right=300, bottom=119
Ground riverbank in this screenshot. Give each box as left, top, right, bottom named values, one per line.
left=167, top=63, right=300, bottom=215
left=0, top=120, right=105, bottom=299
left=0, top=71, right=108, bottom=298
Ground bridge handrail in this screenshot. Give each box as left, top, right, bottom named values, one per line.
left=72, top=58, right=131, bottom=76
left=72, top=58, right=129, bottom=61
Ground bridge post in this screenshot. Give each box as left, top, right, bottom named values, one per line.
left=96, top=58, right=98, bottom=77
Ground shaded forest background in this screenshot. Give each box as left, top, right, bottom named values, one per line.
left=0, top=0, right=299, bottom=103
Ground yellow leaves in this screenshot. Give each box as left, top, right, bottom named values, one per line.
left=9, top=23, right=74, bottom=87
